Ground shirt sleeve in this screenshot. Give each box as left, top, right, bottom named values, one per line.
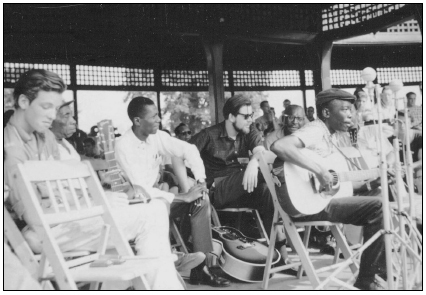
left=156, top=131, right=206, bottom=181
left=189, top=129, right=209, bottom=153
left=115, top=137, right=175, bottom=203
left=292, top=125, right=324, bottom=148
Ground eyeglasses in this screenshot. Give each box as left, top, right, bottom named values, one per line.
left=237, top=113, right=254, bottom=120
left=285, top=115, right=304, bottom=122
left=179, top=131, right=192, bottom=136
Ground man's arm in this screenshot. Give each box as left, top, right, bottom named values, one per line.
left=271, top=135, right=334, bottom=189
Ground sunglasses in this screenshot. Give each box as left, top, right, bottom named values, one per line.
left=237, top=112, right=255, bottom=120
left=179, top=130, right=192, bottom=136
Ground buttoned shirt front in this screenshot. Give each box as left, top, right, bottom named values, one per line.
left=115, top=129, right=206, bottom=203
left=189, top=121, right=263, bottom=183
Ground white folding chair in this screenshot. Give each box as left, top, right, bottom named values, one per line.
left=13, top=160, right=173, bottom=290
left=257, top=150, right=359, bottom=290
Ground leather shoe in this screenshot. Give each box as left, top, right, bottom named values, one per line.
left=189, top=268, right=230, bottom=287
left=174, top=252, right=205, bottom=272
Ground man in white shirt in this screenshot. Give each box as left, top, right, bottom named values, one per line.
left=115, top=97, right=230, bottom=287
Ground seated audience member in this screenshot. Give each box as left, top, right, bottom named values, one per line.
left=115, top=97, right=230, bottom=287
left=65, top=117, right=87, bottom=155
left=370, top=86, right=395, bottom=139
left=4, top=69, right=184, bottom=290
left=174, top=123, right=192, bottom=142
left=189, top=95, right=290, bottom=259
left=271, top=89, right=387, bottom=290
left=406, top=92, right=422, bottom=130
left=264, top=105, right=307, bottom=150
left=307, top=106, right=315, bottom=122
left=82, top=137, right=100, bottom=158
left=278, top=99, right=291, bottom=126
left=255, top=101, right=279, bottom=136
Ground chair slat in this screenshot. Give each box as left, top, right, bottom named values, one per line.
left=22, top=160, right=92, bottom=182
left=56, top=180, right=71, bottom=212
left=46, top=181, right=60, bottom=213
left=78, top=177, right=92, bottom=208
left=67, top=179, right=81, bottom=210
left=45, top=206, right=105, bottom=226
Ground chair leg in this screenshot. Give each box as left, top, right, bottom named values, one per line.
left=253, top=209, right=270, bottom=245
left=170, top=220, right=188, bottom=254
left=297, top=226, right=312, bottom=279
left=261, top=209, right=279, bottom=290
left=284, top=221, right=320, bottom=289
left=211, top=207, right=221, bottom=227
left=330, top=225, right=358, bottom=274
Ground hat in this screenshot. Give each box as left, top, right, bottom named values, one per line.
left=59, top=100, right=74, bottom=109
left=316, top=88, right=355, bottom=105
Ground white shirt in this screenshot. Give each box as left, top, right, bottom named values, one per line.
left=115, top=129, right=206, bottom=203
left=292, top=119, right=339, bottom=158
left=57, top=138, right=81, bottom=161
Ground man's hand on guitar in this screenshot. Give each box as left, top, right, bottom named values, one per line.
left=105, top=191, right=130, bottom=207
left=243, top=159, right=259, bottom=193
left=315, top=169, right=334, bottom=193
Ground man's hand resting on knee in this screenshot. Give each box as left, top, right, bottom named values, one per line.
left=174, top=184, right=208, bottom=203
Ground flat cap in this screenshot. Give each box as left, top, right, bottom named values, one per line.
left=316, top=88, right=356, bottom=105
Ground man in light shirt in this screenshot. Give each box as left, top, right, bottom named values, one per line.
left=115, top=97, right=230, bottom=287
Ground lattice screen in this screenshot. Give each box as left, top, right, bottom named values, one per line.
left=331, top=69, right=364, bottom=85
left=387, top=19, right=420, bottom=33
left=76, top=65, right=154, bottom=86
left=322, top=4, right=406, bottom=31
left=305, top=70, right=314, bottom=86
left=377, top=67, right=422, bottom=84
left=161, top=70, right=209, bottom=87
left=4, top=62, right=71, bottom=84
left=233, top=70, right=300, bottom=87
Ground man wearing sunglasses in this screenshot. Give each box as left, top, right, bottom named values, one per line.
left=174, top=123, right=192, bottom=142
left=190, top=95, right=276, bottom=243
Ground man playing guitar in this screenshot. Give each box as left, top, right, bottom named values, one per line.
left=271, top=89, right=387, bottom=290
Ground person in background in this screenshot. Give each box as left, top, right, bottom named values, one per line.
left=65, top=116, right=87, bottom=155
left=278, top=99, right=291, bottom=126
left=254, top=101, right=279, bottom=137
left=406, top=92, right=422, bottom=130
left=369, top=86, right=395, bottom=139
left=264, top=105, right=307, bottom=150
left=174, top=123, right=192, bottom=142
left=4, top=109, right=15, bottom=128
left=83, top=137, right=100, bottom=158
left=307, top=106, right=315, bottom=122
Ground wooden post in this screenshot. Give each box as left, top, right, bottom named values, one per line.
left=203, top=36, right=225, bottom=124
left=69, top=63, right=78, bottom=123
left=308, top=40, right=333, bottom=95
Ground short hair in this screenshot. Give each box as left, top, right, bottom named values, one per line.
left=223, top=95, right=251, bottom=120
left=13, top=69, right=66, bottom=109
left=260, top=101, right=269, bottom=108
left=174, top=123, right=187, bottom=135
left=284, top=105, right=304, bottom=116
left=353, top=87, right=365, bottom=100
left=83, top=137, right=96, bottom=146
left=127, top=96, right=155, bottom=122
left=307, top=106, right=315, bottom=111
left=406, top=92, right=416, bottom=98
left=284, top=99, right=290, bottom=103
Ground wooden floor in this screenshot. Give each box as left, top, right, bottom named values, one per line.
left=182, top=248, right=356, bottom=291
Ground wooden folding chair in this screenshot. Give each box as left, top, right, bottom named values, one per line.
left=13, top=159, right=172, bottom=290
left=257, top=150, right=359, bottom=290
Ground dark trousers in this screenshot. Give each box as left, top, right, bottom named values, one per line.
left=170, top=198, right=213, bottom=254
left=211, top=170, right=275, bottom=235
left=276, top=180, right=386, bottom=282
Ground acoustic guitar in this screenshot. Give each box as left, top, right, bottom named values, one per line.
left=212, top=226, right=281, bottom=282
left=282, top=148, right=382, bottom=216
left=97, top=120, right=151, bottom=203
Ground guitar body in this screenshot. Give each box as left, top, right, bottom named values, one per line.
left=212, top=226, right=281, bottom=282
left=283, top=149, right=353, bottom=216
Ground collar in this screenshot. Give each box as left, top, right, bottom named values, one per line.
left=219, top=121, right=229, bottom=138
left=8, top=113, right=45, bottom=143
left=315, top=119, right=333, bottom=139
left=125, top=128, right=149, bottom=145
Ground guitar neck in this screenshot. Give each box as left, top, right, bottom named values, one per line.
left=338, top=169, right=380, bottom=183
left=104, top=150, right=126, bottom=192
